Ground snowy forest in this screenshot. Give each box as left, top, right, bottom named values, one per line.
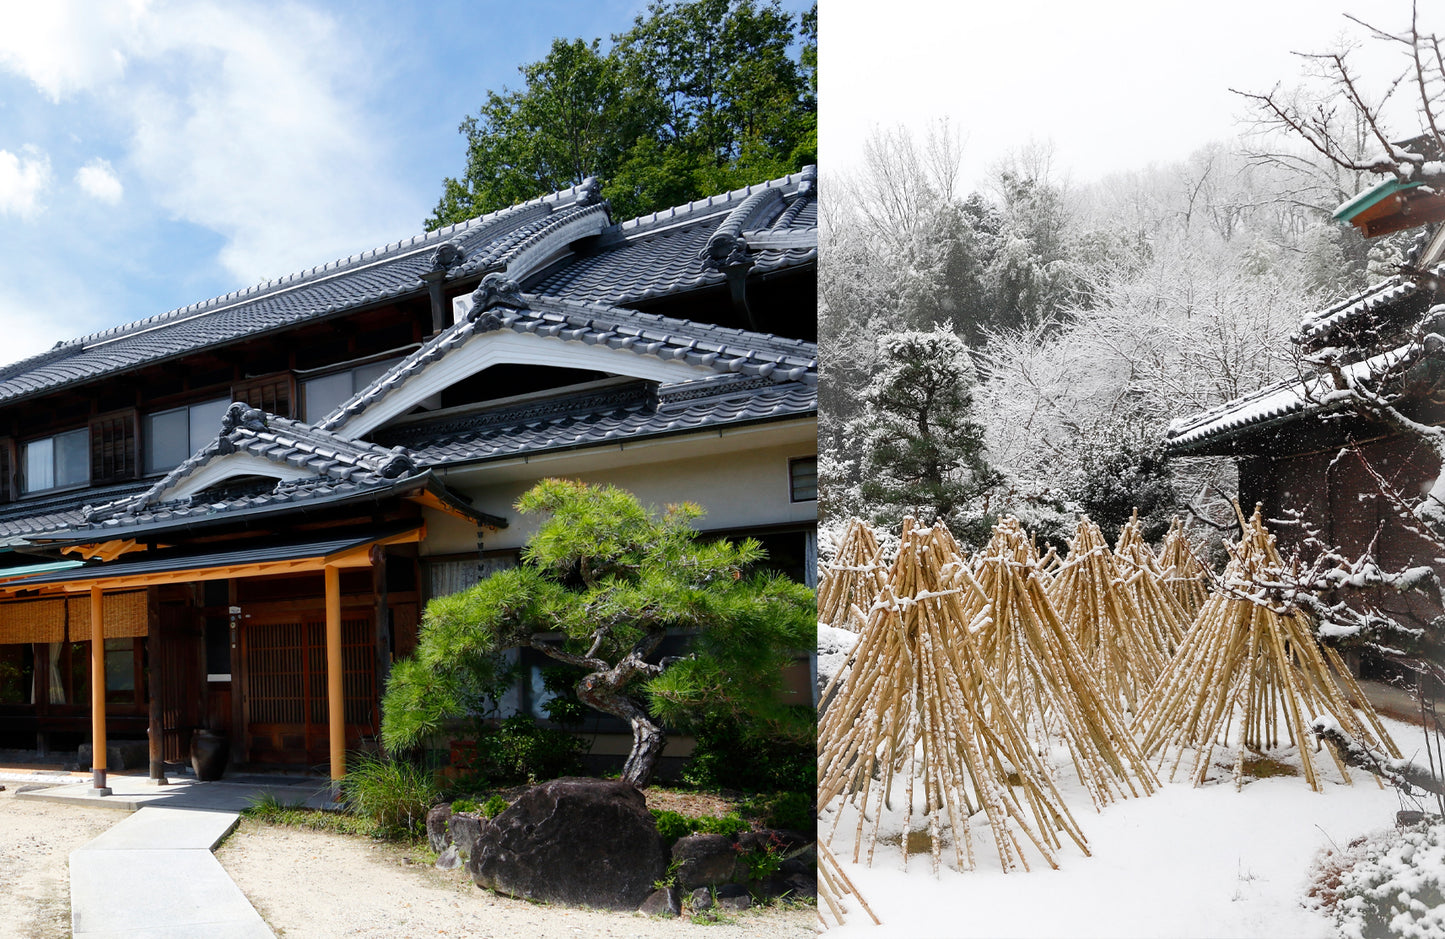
left=820, top=122, right=1410, bottom=547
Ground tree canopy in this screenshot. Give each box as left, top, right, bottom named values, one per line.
left=428, top=0, right=816, bottom=229
left=380, top=478, right=815, bottom=787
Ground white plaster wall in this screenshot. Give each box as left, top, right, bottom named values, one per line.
left=420, top=423, right=816, bottom=555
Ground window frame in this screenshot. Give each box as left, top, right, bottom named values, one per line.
left=142, top=396, right=231, bottom=477
left=19, top=427, right=91, bottom=496
left=788, top=455, right=818, bottom=503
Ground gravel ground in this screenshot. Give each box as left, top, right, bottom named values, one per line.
left=216, top=818, right=819, bottom=938
left=0, top=785, right=119, bottom=939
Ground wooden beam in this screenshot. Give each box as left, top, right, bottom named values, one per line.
left=90, top=585, right=110, bottom=795
left=325, top=564, right=344, bottom=785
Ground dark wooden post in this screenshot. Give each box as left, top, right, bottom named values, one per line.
left=147, top=627, right=166, bottom=784
left=371, top=545, right=391, bottom=719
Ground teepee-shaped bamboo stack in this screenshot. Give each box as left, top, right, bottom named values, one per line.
left=969, top=518, right=1159, bottom=809
left=817, top=518, right=887, bottom=632
left=1047, top=517, right=1175, bottom=715
left=1157, top=517, right=1211, bottom=620
left=818, top=519, right=1089, bottom=874
left=1136, top=507, right=1401, bottom=791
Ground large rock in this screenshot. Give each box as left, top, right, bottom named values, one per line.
left=426, top=804, right=454, bottom=852
left=672, top=833, right=742, bottom=889
left=468, top=777, right=665, bottom=910
left=449, top=813, right=484, bottom=857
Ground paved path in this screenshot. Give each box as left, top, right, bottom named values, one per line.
left=14, top=771, right=331, bottom=938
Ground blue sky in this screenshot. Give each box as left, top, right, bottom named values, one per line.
left=0, top=0, right=812, bottom=366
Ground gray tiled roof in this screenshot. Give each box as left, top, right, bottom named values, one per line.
left=0, top=181, right=602, bottom=406
left=529, top=168, right=817, bottom=306
left=0, top=480, right=153, bottom=548
left=26, top=406, right=427, bottom=543
left=378, top=374, right=816, bottom=467
left=317, top=293, right=817, bottom=433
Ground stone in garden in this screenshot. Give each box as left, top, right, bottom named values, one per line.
left=716, top=883, right=751, bottom=911
left=672, top=833, right=742, bottom=888
left=426, top=804, right=453, bottom=852
left=689, top=887, right=714, bottom=911
left=449, top=813, right=483, bottom=857
left=638, top=886, right=681, bottom=916
left=739, top=828, right=813, bottom=853
left=435, top=845, right=462, bottom=870
left=468, top=777, right=665, bottom=910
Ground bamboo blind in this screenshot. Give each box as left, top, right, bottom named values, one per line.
left=67, top=590, right=149, bottom=640
left=0, top=598, right=66, bottom=643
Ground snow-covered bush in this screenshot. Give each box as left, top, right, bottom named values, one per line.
left=1307, top=820, right=1445, bottom=939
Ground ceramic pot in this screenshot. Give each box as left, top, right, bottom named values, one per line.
left=190, top=729, right=229, bottom=781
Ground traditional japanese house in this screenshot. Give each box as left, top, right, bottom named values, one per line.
left=0, top=169, right=818, bottom=789
left=1164, top=222, right=1445, bottom=671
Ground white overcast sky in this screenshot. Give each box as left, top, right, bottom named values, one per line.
left=820, top=0, right=1429, bottom=191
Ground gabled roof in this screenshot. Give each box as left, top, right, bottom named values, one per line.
left=21, top=404, right=494, bottom=547
left=316, top=291, right=817, bottom=435
left=0, top=180, right=603, bottom=407
left=529, top=167, right=817, bottom=305
left=1165, top=344, right=1412, bottom=456
left=378, top=373, right=815, bottom=467
left=1295, top=228, right=1444, bottom=351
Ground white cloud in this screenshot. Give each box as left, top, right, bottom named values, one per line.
left=0, top=148, right=53, bottom=218
left=75, top=158, right=123, bottom=204
left=0, top=0, right=146, bottom=101
left=0, top=1, right=416, bottom=285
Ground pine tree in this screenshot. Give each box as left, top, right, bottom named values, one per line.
left=860, top=327, right=1001, bottom=544
left=380, top=479, right=814, bottom=787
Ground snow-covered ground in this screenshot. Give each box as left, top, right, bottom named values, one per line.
left=823, top=716, right=1433, bottom=938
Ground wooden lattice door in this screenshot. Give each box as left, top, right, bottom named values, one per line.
left=241, top=611, right=376, bottom=766
left=157, top=602, right=203, bottom=764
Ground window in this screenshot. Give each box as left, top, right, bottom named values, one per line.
left=302, top=357, right=402, bottom=421
left=789, top=456, right=817, bottom=503
left=21, top=428, right=89, bottom=494
left=143, top=398, right=230, bottom=475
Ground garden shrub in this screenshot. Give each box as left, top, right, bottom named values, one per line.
left=744, top=790, right=815, bottom=831
left=481, top=794, right=510, bottom=818
left=681, top=709, right=814, bottom=793
left=471, top=714, right=587, bottom=784
left=339, top=751, right=440, bottom=839
left=1308, top=820, right=1445, bottom=939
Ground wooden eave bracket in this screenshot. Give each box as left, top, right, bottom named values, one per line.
left=61, top=538, right=168, bottom=562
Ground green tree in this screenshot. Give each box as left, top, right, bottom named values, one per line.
left=429, top=1, right=816, bottom=229
left=380, top=479, right=814, bottom=788
left=860, top=327, right=1002, bottom=544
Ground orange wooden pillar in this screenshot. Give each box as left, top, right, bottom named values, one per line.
left=90, top=585, right=111, bottom=795
left=325, top=565, right=344, bottom=787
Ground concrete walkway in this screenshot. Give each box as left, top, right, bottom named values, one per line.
left=14, top=771, right=332, bottom=938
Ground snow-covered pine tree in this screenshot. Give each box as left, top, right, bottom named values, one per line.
left=859, top=326, right=1002, bottom=545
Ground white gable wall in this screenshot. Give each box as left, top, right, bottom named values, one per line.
left=339, top=330, right=713, bottom=439
left=419, top=419, right=816, bottom=554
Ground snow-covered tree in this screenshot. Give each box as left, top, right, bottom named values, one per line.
left=859, top=326, right=1001, bottom=544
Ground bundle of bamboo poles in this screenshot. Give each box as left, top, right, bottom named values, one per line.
left=817, top=841, right=880, bottom=930
left=969, top=519, right=1159, bottom=809
left=1047, top=517, right=1175, bottom=715
left=1136, top=507, right=1401, bottom=791
left=1114, top=513, right=1190, bottom=665
left=818, top=519, right=1090, bottom=874
left=817, top=518, right=887, bottom=632
left=1158, top=517, right=1212, bottom=620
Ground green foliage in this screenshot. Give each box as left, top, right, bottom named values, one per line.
left=480, top=794, right=511, bottom=819
left=741, top=790, right=814, bottom=831
left=242, top=792, right=380, bottom=838
left=739, top=838, right=785, bottom=881
left=471, top=715, right=587, bottom=785
left=649, top=808, right=748, bottom=844
left=338, top=752, right=440, bottom=840
left=1065, top=421, right=1178, bottom=542
left=859, top=327, right=1003, bottom=545
left=679, top=707, right=815, bottom=794
left=651, top=809, right=695, bottom=843
left=428, top=0, right=816, bottom=228
left=382, top=478, right=815, bottom=789
left=449, top=797, right=479, bottom=814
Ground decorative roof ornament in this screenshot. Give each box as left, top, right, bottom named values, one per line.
left=574, top=176, right=602, bottom=207
left=430, top=241, right=468, bottom=272
left=220, top=401, right=267, bottom=435
left=470, top=273, right=527, bottom=312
